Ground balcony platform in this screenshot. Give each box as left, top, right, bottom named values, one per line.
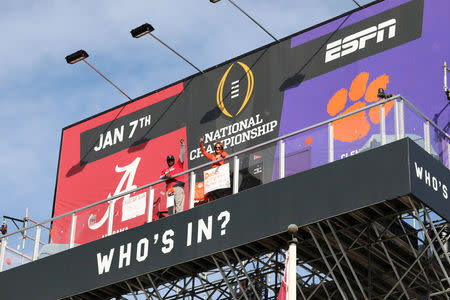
left=1, top=138, right=449, bottom=299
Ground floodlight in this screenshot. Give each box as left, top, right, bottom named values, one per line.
left=210, top=0, right=221, bottom=3
left=131, top=23, right=203, bottom=73
left=65, top=50, right=132, bottom=101
left=65, top=50, right=89, bottom=64
left=131, top=23, right=155, bottom=38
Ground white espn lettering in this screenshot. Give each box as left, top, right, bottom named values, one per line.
left=325, top=18, right=396, bottom=63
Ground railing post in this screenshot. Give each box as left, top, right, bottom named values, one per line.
left=32, top=226, right=41, bottom=260
left=328, top=122, right=334, bottom=162
left=189, top=172, right=196, bottom=209
left=233, top=156, right=239, bottom=194
left=446, top=139, right=450, bottom=170
left=69, top=213, right=76, bottom=248
left=147, top=186, right=154, bottom=223
left=279, top=140, right=285, bottom=179
left=399, top=99, right=405, bottom=138
left=394, top=100, right=400, bottom=140
left=0, top=237, right=6, bottom=271
left=380, top=103, right=386, bottom=145
left=107, top=200, right=114, bottom=236
left=424, top=121, right=431, bottom=154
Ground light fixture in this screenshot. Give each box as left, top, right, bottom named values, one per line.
left=65, top=50, right=133, bottom=101
left=210, top=0, right=278, bottom=42
left=131, top=23, right=155, bottom=38
left=131, top=23, right=203, bottom=73
left=65, top=50, right=89, bottom=64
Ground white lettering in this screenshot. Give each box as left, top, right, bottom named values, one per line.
left=129, top=120, right=138, bottom=138
left=97, top=249, right=115, bottom=275
left=414, top=162, right=423, bottom=179
left=162, top=230, right=174, bottom=254
left=118, top=243, right=132, bottom=269
left=136, top=238, right=149, bottom=262
left=113, top=126, right=124, bottom=145
left=187, top=222, right=193, bottom=247
left=325, top=19, right=396, bottom=63
left=197, top=216, right=213, bottom=243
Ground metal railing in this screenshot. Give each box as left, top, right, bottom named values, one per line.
left=1, top=95, right=449, bottom=271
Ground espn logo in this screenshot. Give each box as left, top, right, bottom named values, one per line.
left=325, top=19, right=396, bottom=63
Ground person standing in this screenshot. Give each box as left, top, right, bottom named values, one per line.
left=200, top=137, right=228, bottom=168
left=199, top=137, right=229, bottom=201
left=161, top=138, right=186, bottom=214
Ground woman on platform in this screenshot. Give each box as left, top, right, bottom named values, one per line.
left=199, top=137, right=230, bottom=202
left=200, top=137, right=228, bottom=167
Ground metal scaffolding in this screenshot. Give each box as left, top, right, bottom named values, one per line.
left=65, top=195, right=449, bottom=300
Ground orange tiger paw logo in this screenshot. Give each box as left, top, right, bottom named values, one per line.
left=327, top=72, right=393, bottom=142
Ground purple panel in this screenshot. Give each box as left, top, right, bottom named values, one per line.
left=281, top=0, right=449, bottom=168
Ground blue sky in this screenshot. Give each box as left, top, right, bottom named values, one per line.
left=0, top=0, right=374, bottom=225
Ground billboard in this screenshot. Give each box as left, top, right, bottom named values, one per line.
left=53, top=0, right=450, bottom=244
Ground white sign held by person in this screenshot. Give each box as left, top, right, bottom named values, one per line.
left=204, top=163, right=231, bottom=194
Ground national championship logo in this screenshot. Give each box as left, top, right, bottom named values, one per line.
left=216, top=62, right=254, bottom=118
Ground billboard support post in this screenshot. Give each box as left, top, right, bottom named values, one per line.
left=189, top=172, right=196, bottom=209
left=399, top=99, right=405, bottom=138
left=107, top=201, right=114, bottom=236
left=69, top=213, right=76, bottom=248
left=32, top=226, right=41, bottom=261
left=233, top=156, right=239, bottom=194
left=328, top=123, right=334, bottom=162
left=395, top=100, right=400, bottom=140
left=279, top=140, right=285, bottom=179
left=380, top=103, right=386, bottom=145
left=0, top=238, right=6, bottom=271
left=146, top=187, right=154, bottom=223
left=424, top=121, right=431, bottom=154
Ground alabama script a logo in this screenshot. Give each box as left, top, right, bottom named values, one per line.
left=216, top=61, right=254, bottom=118
left=88, top=157, right=141, bottom=230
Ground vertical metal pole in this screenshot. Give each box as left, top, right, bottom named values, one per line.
left=147, top=186, right=154, bottom=223
left=233, top=156, right=239, bottom=194
left=107, top=200, right=114, bottom=236
left=424, top=121, right=431, bottom=153
left=189, top=172, right=196, bottom=209
left=399, top=99, right=405, bottom=138
left=394, top=100, right=400, bottom=140
left=444, top=62, right=448, bottom=93
left=32, top=226, right=41, bottom=260
left=69, top=213, right=77, bottom=248
left=0, top=237, right=6, bottom=271
left=279, top=140, right=285, bottom=179
left=328, top=123, right=334, bottom=162
left=287, top=238, right=297, bottom=300
left=380, top=103, right=386, bottom=145
left=21, top=208, right=28, bottom=265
